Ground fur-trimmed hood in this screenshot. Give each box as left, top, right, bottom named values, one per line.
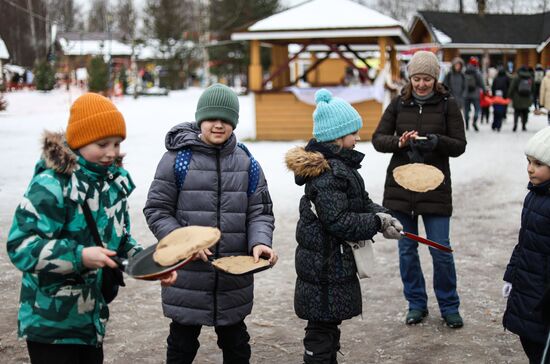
left=285, top=146, right=330, bottom=181
left=42, top=131, right=79, bottom=175
left=41, top=130, right=124, bottom=175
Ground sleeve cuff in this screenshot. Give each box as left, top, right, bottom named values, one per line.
left=74, top=245, right=84, bottom=272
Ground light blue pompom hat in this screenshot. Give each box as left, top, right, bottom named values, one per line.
left=312, top=89, right=363, bottom=142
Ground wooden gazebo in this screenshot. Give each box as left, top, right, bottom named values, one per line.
left=231, top=0, right=409, bottom=140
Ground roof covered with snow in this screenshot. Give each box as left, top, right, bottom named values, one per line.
left=232, top=0, right=408, bottom=44
left=59, top=38, right=133, bottom=56
left=0, top=37, right=9, bottom=59
left=413, top=11, right=550, bottom=48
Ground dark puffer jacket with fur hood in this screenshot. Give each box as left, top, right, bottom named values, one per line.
left=286, top=141, right=387, bottom=321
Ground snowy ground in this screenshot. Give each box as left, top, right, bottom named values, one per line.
left=0, top=88, right=547, bottom=363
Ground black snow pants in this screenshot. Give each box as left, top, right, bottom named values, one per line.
left=303, top=321, right=342, bottom=364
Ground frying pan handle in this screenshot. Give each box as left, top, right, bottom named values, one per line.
left=110, top=256, right=127, bottom=272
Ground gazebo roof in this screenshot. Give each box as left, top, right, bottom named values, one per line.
left=0, top=37, right=9, bottom=59
left=231, top=0, right=409, bottom=44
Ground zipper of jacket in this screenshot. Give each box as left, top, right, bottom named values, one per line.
left=213, top=149, right=221, bottom=326
left=410, top=104, right=423, bottom=216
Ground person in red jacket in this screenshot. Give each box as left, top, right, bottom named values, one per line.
left=479, top=88, right=493, bottom=125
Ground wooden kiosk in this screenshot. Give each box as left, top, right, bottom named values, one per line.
left=231, top=0, right=409, bottom=140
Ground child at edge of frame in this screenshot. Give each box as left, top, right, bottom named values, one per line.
left=143, top=83, right=278, bottom=364
left=285, top=88, right=403, bottom=364
left=502, top=126, right=550, bottom=364
left=6, top=92, right=177, bottom=364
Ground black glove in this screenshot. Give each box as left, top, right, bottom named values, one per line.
left=407, top=140, right=424, bottom=163
left=414, top=134, right=439, bottom=153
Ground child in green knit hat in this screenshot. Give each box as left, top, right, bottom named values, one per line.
left=144, top=83, right=277, bottom=362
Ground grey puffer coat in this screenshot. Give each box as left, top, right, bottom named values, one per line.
left=286, top=141, right=387, bottom=321
left=143, top=122, right=275, bottom=326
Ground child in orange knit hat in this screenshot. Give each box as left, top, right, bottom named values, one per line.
left=6, top=93, right=175, bottom=363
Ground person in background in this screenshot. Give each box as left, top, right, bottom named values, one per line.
left=463, top=56, right=484, bottom=131
left=492, top=66, right=511, bottom=122
left=372, top=51, right=467, bottom=329
left=503, top=127, right=550, bottom=364
left=443, top=57, right=466, bottom=114
left=480, top=88, right=492, bottom=125
left=508, top=65, right=534, bottom=132
left=538, top=69, right=550, bottom=126
left=533, top=64, right=545, bottom=110
left=491, top=90, right=510, bottom=132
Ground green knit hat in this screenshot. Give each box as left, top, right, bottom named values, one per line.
left=195, top=83, right=239, bottom=129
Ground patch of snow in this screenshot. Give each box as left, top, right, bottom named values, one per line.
left=432, top=27, right=452, bottom=45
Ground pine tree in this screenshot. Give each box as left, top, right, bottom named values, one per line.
left=34, top=60, right=56, bottom=91
left=208, top=0, right=280, bottom=83
left=88, top=56, right=109, bottom=93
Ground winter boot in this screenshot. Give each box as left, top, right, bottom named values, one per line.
left=443, top=312, right=464, bottom=329
left=406, top=309, right=428, bottom=325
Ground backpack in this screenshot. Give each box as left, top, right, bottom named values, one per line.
left=517, top=78, right=532, bottom=97
left=174, top=142, right=260, bottom=196
left=465, top=73, right=477, bottom=92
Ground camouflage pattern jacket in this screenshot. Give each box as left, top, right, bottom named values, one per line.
left=6, top=131, right=141, bottom=346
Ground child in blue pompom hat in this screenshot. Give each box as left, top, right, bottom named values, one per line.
left=285, top=89, right=403, bottom=363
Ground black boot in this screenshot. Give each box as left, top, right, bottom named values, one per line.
left=473, top=122, right=479, bottom=132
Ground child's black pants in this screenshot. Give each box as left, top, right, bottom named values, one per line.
left=27, top=340, right=103, bottom=364
left=303, top=320, right=342, bottom=364
left=166, top=320, right=251, bottom=364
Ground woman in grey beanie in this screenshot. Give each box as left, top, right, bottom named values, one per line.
left=372, top=51, right=467, bottom=328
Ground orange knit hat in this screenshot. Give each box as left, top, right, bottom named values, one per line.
left=66, top=93, right=126, bottom=149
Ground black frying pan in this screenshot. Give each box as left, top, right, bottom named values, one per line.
left=112, top=244, right=192, bottom=281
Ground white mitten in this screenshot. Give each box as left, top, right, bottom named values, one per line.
left=383, top=226, right=402, bottom=240
left=502, top=282, right=512, bottom=298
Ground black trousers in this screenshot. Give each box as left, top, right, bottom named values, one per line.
left=513, top=109, right=529, bottom=131
left=303, top=321, right=342, bottom=364
left=166, top=320, right=251, bottom=364
left=520, top=336, right=544, bottom=364
left=27, top=340, right=103, bottom=364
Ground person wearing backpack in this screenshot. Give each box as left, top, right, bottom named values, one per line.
left=508, top=65, right=534, bottom=132
left=443, top=57, right=466, bottom=113
left=143, top=83, right=277, bottom=363
left=463, top=57, right=484, bottom=131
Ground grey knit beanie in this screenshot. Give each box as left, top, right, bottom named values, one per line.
left=525, top=127, right=550, bottom=166
left=195, top=83, right=239, bottom=129
left=407, top=51, right=441, bottom=80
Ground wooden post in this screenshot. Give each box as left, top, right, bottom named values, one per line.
left=307, top=52, right=319, bottom=85
left=528, top=48, right=538, bottom=68
left=390, top=44, right=399, bottom=80
left=541, top=46, right=550, bottom=68
left=249, top=40, right=262, bottom=91
left=378, top=37, right=387, bottom=71
left=270, top=44, right=290, bottom=89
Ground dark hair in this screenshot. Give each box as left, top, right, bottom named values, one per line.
left=401, top=81, right=448, bottom=101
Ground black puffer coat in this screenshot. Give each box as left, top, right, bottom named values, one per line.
left=503, top=180, right=550, bottom=344
left=285, top=141, right=387, bottom=321
left=372, top=90, right=467, bottom=216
